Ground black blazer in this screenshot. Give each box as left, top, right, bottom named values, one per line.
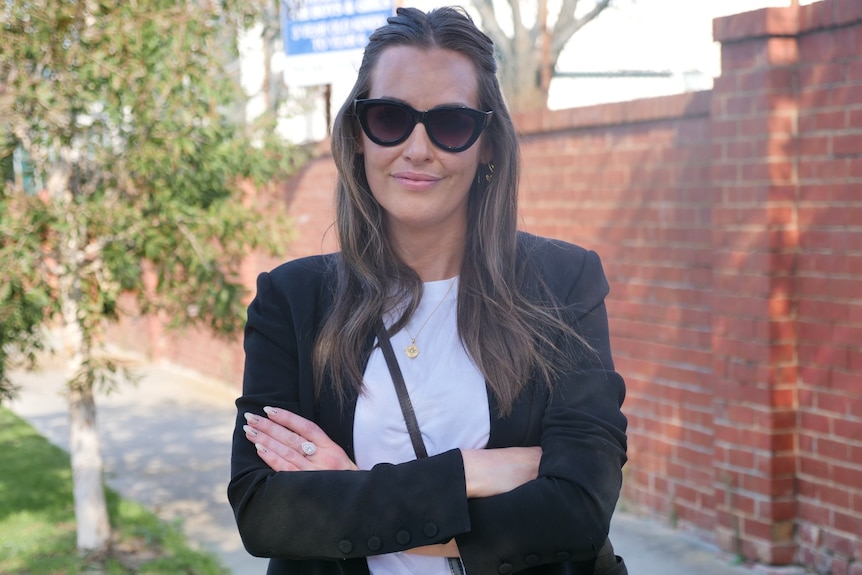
left=229, top=232, right=628, bottom=575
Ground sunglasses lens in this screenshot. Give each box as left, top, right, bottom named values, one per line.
left=365, top=104, right=413, bottom=143
left=427, top=109, right=477, bottom=150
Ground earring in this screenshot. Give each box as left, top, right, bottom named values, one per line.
left=484, top=162, right=495, bottom=183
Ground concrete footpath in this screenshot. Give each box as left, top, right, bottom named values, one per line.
left=8, top=360, right=765, bottom=575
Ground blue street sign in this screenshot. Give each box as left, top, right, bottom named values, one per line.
left=282, top=0, right=393, bottom=57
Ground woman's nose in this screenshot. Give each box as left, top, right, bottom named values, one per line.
left=402, top=122, right=433, bottom=161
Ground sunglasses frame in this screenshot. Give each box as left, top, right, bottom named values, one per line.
left=354, top=98, right=493, bottom=153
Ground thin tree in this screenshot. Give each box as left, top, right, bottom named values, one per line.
left=0, top=0, right=297, bottom=558
left=473, top=0, right=613, bottom=111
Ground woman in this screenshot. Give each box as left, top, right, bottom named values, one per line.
left=229, top=6, right=628, bottom=574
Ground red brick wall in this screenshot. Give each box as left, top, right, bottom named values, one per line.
left=106, top=0, right=862, bottom=571
left=514, top=92, right=718, bottom=538
left=710, top=8, right=802, bottom=565
left=707, top=2, right=862, bottom=570
left=792, top=2, right=862, bottom=572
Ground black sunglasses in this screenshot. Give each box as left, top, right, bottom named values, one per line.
left=354, top=99, right=493, bottom=153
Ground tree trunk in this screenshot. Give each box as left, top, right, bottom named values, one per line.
left=62, top=275, right=111, bottom=556
left=68, top=379, right=111, bottom=555
left=61, top=260, right=111, bottom=556
left=506, top=61, right=548, bottom=112
left=50, top=159, right=112, bottom=555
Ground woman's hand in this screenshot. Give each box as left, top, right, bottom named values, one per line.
left=461, top=446, right=542, bottom=498
left=243, top=407, right=358, bottom=472
left=406, top=540, right=460, bottom=557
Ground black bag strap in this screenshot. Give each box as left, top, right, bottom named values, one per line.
left=375, top=322, right=463, bottom=574
left=375, top=321, right=428, bottom=459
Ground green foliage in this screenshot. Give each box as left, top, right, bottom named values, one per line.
left=0, top=407, right=228, bottom=574
left=0, top=0, right=299, bottom=393
left=0, top=189, right=58, bottom=400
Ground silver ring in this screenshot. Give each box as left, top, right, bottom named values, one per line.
left=300, top=441, right=317, bottom=456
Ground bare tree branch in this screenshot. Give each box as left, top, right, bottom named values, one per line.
left=473, top=0, right=513, bottom=63
left=551, top=0, right=611, bottom=60
left=472, top=0, right=613, bottom=110
left=552, top=0, right=582, bottom=48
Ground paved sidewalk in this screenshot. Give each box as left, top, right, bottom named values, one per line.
left=9, top=360, right=766, bottom=575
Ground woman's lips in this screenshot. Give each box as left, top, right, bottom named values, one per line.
left=392, top=172, right=441, bottom=191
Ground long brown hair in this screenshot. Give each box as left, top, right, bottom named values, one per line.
left=314, top=6, right=586, bottom=415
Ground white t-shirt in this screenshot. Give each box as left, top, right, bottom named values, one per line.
left=354, top=277, right=490, bottom=575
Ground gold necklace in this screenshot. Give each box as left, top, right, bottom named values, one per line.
left=404, top=278, right=457, bottom=359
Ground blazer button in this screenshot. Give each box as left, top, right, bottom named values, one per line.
left=555, top=551, right=571, bottom=562
left=423, top=522, right=439, bottom=538
left=498, top=562, right=513, bottom=574
left=396, top=530, right=411, bottom=545
left=367, top=536, right=381, bottom=551
left=525, top=553, right=540, bottom=565
left=338, top=539, right=353, bottom=554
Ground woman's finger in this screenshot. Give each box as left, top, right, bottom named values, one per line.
left=243, top=420, right=312, bottom=471
left=243, top=409, right=358, bottom=472
left=251, top=437, right=305, bottom=472
left=245, top=410, right=309, bottom=455
left=263, top=406, right=334, bottom=447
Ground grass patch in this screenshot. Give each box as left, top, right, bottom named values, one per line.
left=0, top=406, right=229, bottom=574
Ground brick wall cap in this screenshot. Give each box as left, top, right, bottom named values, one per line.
left=799, top=0, right=862, bottom=34
left=715, top=2, right=862, bottom=44
left=714, top=6, right=800, bottom=44
left=511, top=90, right=710, bottom=136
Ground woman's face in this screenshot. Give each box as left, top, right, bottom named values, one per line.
left=360, top=45, right=489, bottom=241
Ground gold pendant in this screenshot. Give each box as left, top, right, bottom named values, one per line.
left=405, top=341, right=419, bottom=359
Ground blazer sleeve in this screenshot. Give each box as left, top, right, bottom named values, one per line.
left=455, top=248, right=628, bottom=574
left=228, top=269, right=473, bottom=560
